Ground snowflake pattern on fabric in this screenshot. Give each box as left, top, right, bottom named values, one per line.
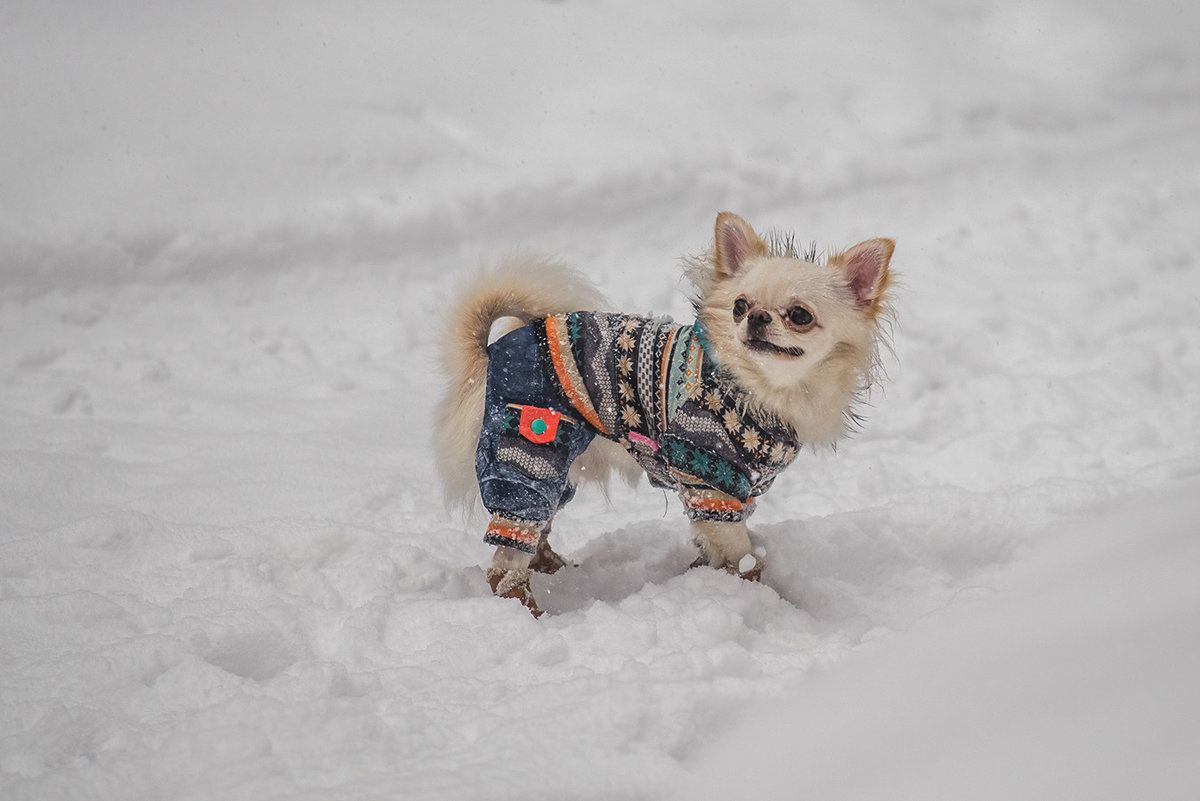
left=530, top=311, right=800, bottom=513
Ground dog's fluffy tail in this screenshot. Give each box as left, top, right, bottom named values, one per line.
left=435, top=253, right=610, bottom=510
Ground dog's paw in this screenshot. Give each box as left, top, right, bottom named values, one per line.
left=716, top=551, right=765, bottom=582
left=486, top=567, right=543, bottom=618
left=691, top=550, right=765, bottom=581
left=528, top=537, right=572, bottom=575
left=733, top=552, right=765, bottom=582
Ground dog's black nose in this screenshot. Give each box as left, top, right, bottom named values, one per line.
left=747, top=309, right=771, bottom=330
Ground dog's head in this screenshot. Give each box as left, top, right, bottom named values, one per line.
left=690, top=211, right=894, bottom=444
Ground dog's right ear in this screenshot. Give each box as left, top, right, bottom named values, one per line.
left=834, top=238, right=894, bottom=319
left=714, top=212, right=768, bottom=279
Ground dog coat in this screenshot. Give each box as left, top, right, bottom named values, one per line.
left=477, top=311, right=801, bottom=553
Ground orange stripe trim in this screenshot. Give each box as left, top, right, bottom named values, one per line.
left=658, top=327, right=678, bottom=434
left=690, top=499, right=742, bottom=512
left=486, top=523, right=541, bottom=547
left=682, top=496, right=755, bottom=512
left=544, top=316, right=610, bottom=435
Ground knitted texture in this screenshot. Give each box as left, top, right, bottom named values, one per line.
left=535, top=312, right=799, bottom=505
left=483, top=514, right=545, bottom=551
left=477, top=312, right=803, bottom=551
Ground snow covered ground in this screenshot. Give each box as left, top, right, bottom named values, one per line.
left=2, top=1, right=1199, bottom=799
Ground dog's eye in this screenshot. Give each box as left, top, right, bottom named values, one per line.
left=733, top=298, right=749, bottom=320
left=787, top=306, right=814, bottom=328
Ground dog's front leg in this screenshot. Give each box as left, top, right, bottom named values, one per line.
left=690, top=519, right=765, bottom=581
left=486, top=546, right=542, bottom=617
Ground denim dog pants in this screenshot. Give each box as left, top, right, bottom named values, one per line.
left=476, top=325, right=596, bottom=552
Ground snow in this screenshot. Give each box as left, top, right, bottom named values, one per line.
left=2, top=1, right=1199, bottom=799
left=683, top=485, right=1200, bottom=801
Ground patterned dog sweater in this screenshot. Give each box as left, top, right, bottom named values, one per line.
left=478, top=311, right=801, bottom=552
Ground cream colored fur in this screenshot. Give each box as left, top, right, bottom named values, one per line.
left=687, top=213, right=894, bottom=447
left=692, top=519, right=753, bottom=570
left=434, top=253, right=636, bottom=510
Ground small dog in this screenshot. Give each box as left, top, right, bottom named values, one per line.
left=436, top=212, right=893, bottom=616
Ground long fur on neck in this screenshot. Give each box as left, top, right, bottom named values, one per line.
left=682, top=235, right=893, bottom=448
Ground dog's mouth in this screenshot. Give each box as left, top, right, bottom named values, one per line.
left=744, top=337, right=805, bottom=358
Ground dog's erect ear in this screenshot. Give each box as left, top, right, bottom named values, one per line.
left=714, top=212, right=768, bottom=279
left=835, top=238, right=894, bottom=315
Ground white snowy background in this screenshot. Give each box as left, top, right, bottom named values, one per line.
left=2, top=1, right=1199, bottom=799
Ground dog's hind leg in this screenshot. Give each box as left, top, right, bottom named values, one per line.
left=528, top=521, right=571, bottom=575
left=484, top=517, right=573, bottom=617
left=487, top=544, right=542, bottom=617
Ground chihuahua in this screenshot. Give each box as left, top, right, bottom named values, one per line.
left=436, top=212, right=893, bottom=616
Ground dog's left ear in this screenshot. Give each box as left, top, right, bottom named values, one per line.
left=713, top=212, right=769, bottom=279
left=834, top=238, right=894, bottom=316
